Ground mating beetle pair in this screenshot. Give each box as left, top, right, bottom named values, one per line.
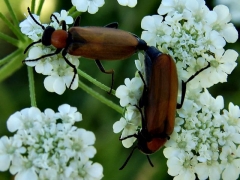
left=23, top=8, right=210, bottom=169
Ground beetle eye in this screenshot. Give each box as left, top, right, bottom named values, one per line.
left=42, top=26, right=55, bottom=46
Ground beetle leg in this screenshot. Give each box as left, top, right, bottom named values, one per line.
left=119, top=146, right=138, bottom=170
left=146, top=155, right=154, bottom=167
left=73, top=16, right=81, bottom=26
left=104, top=22, right=119, bottom=29
left=95, top=60, right=114, bottom=94
left=62, top=49, right=78, bottom=89
left=59, top=20, right=67, bottom=31
left=177, top=62, right=210, bottom=109
left=24, top=39, right=42, bottom=54
left=119, top=133, right=138, bottom=141
left=23, top=48, right=62, bottom=63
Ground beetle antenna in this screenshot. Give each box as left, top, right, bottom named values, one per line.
left=50, top=14, right=59, bottom=24
left=24, top=39, right=41, bottom=54
left=146, top=155, right=154, bottom=167
left=119, top=146, right=138, bottom=170
left=27, top=7, right=45, bottom=30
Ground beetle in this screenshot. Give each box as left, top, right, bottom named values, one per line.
left=119, top=46, right=210, bottom=169
left=23, top=7, right=147, bottom=92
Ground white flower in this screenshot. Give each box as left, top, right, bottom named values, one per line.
left=67, top=160, right=103, bottom=179
left=207, top=5, right=238, bottom=43
left=220, top=144, right=240, bottom=180
left=52, top=10, right=73, bottom=25
left=141, top=15, right=172, bottom=47
left=0, top=136, right=26, bottom=171
left=215, top=0, right=240, bottom=24
left=223, top=103, right=240, bottom=132
left=113, top=116, right=138, bottom=148
left=10, top=156, right=38, bottom=180
left=189, top=49, right=238, bottom=88
left=117, top=0, right=137, bottom=7
left=113, top=106, right=141, bottom=148
left=194, top=160, right=222, bottom=180
left=166, top=152, right=197, bottom=180
left=43, top=56, right=80, bottom=94
left=115, top=77, right=143, bottom=107
left=71, top=0, right=105, bottom=14
left=134, top=52, right=145, bottom=75
left=1, top=105, right=102, bottom=179
left=56, top=104, right=82, bottom=124
left=19, top=14, right=44, bottom=41
left=7, top=107, right=42, bottom=132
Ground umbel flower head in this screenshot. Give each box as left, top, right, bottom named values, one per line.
left=20, top=10, right=79, bottom=95
left=0, top=104, right=103, bottom=180
left=113, top=0, right=239, bottom=179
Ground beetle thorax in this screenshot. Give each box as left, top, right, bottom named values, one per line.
left=51, top=29, right=68, bottom=49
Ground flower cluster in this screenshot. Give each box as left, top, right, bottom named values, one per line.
left=117, top=0, right=137, bottom=7
left=113, top=0, right=240, bottom=179
left=71, top=0, right=105, bottom=14
left=20, top=10, right=79, bottom=95
left=0, top=104, right=103, bottom=180
left=71, top=0, right=137, bottom=13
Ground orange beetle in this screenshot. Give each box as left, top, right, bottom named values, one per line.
left=23, top=7, right=147, bottom=91
left=119, top=46, right=210, bottom=169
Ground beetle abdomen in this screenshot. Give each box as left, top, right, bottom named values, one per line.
left=68, top=27, right=139, bottom=60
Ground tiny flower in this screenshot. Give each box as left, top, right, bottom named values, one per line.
left=10, top=156, right=38, bottom=180
left=67, top=159, right=103, bottom=179
left=0, top=136, right=26, bottom=171
left=71, top=0, right=105, bottom=14
left=166, top=152, right=197, bottom=180
left=135, top=52, right=145, bottom=75
left=194, top=159, right=222, bottom=180
left=52, top=10, right=73, bottom=25
left=56, top=104, right=82, bottom=124
left=214, top=0, right=240, bottom=24
left=220, top=144, right=240, bottom=180
left=117, top=0, right=137, bottom=7
left=207, top=5, right=238, bottom=43
left=19, top=14, right=44, bottom=41
left=116, top=77, right=143, bottom=107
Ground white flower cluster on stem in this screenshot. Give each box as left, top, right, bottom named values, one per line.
left=0, top=104, right=103, bottom=180
left=113, top=0, right=239, bottom=179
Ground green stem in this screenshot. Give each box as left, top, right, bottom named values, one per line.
left=77, top=69, right=116, bottom=95
left=68, top=6, right=76, bottom=14
left=36, top=0, right=45, bottom=15
left=0, top=50, right=24, bottom=82
left=31, top=0, right=36, bottom=13
left=70, top=11, right=82, bottom=19
left=27, top=67, right=37, bottom=107
left=0, top=32, right=20, bottom=47
left=0, top=13, right=25, bottom=41
left=3, top=0, right=18, bottom=26
left=78, top=81, right=123, bottom=114
left=0, top=49, right=22, bottom=66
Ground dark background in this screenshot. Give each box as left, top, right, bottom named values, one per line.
left=0, top=0, right=239, bottom=179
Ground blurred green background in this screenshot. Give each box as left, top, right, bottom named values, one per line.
left=0, top=0, right=239, bottom=180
